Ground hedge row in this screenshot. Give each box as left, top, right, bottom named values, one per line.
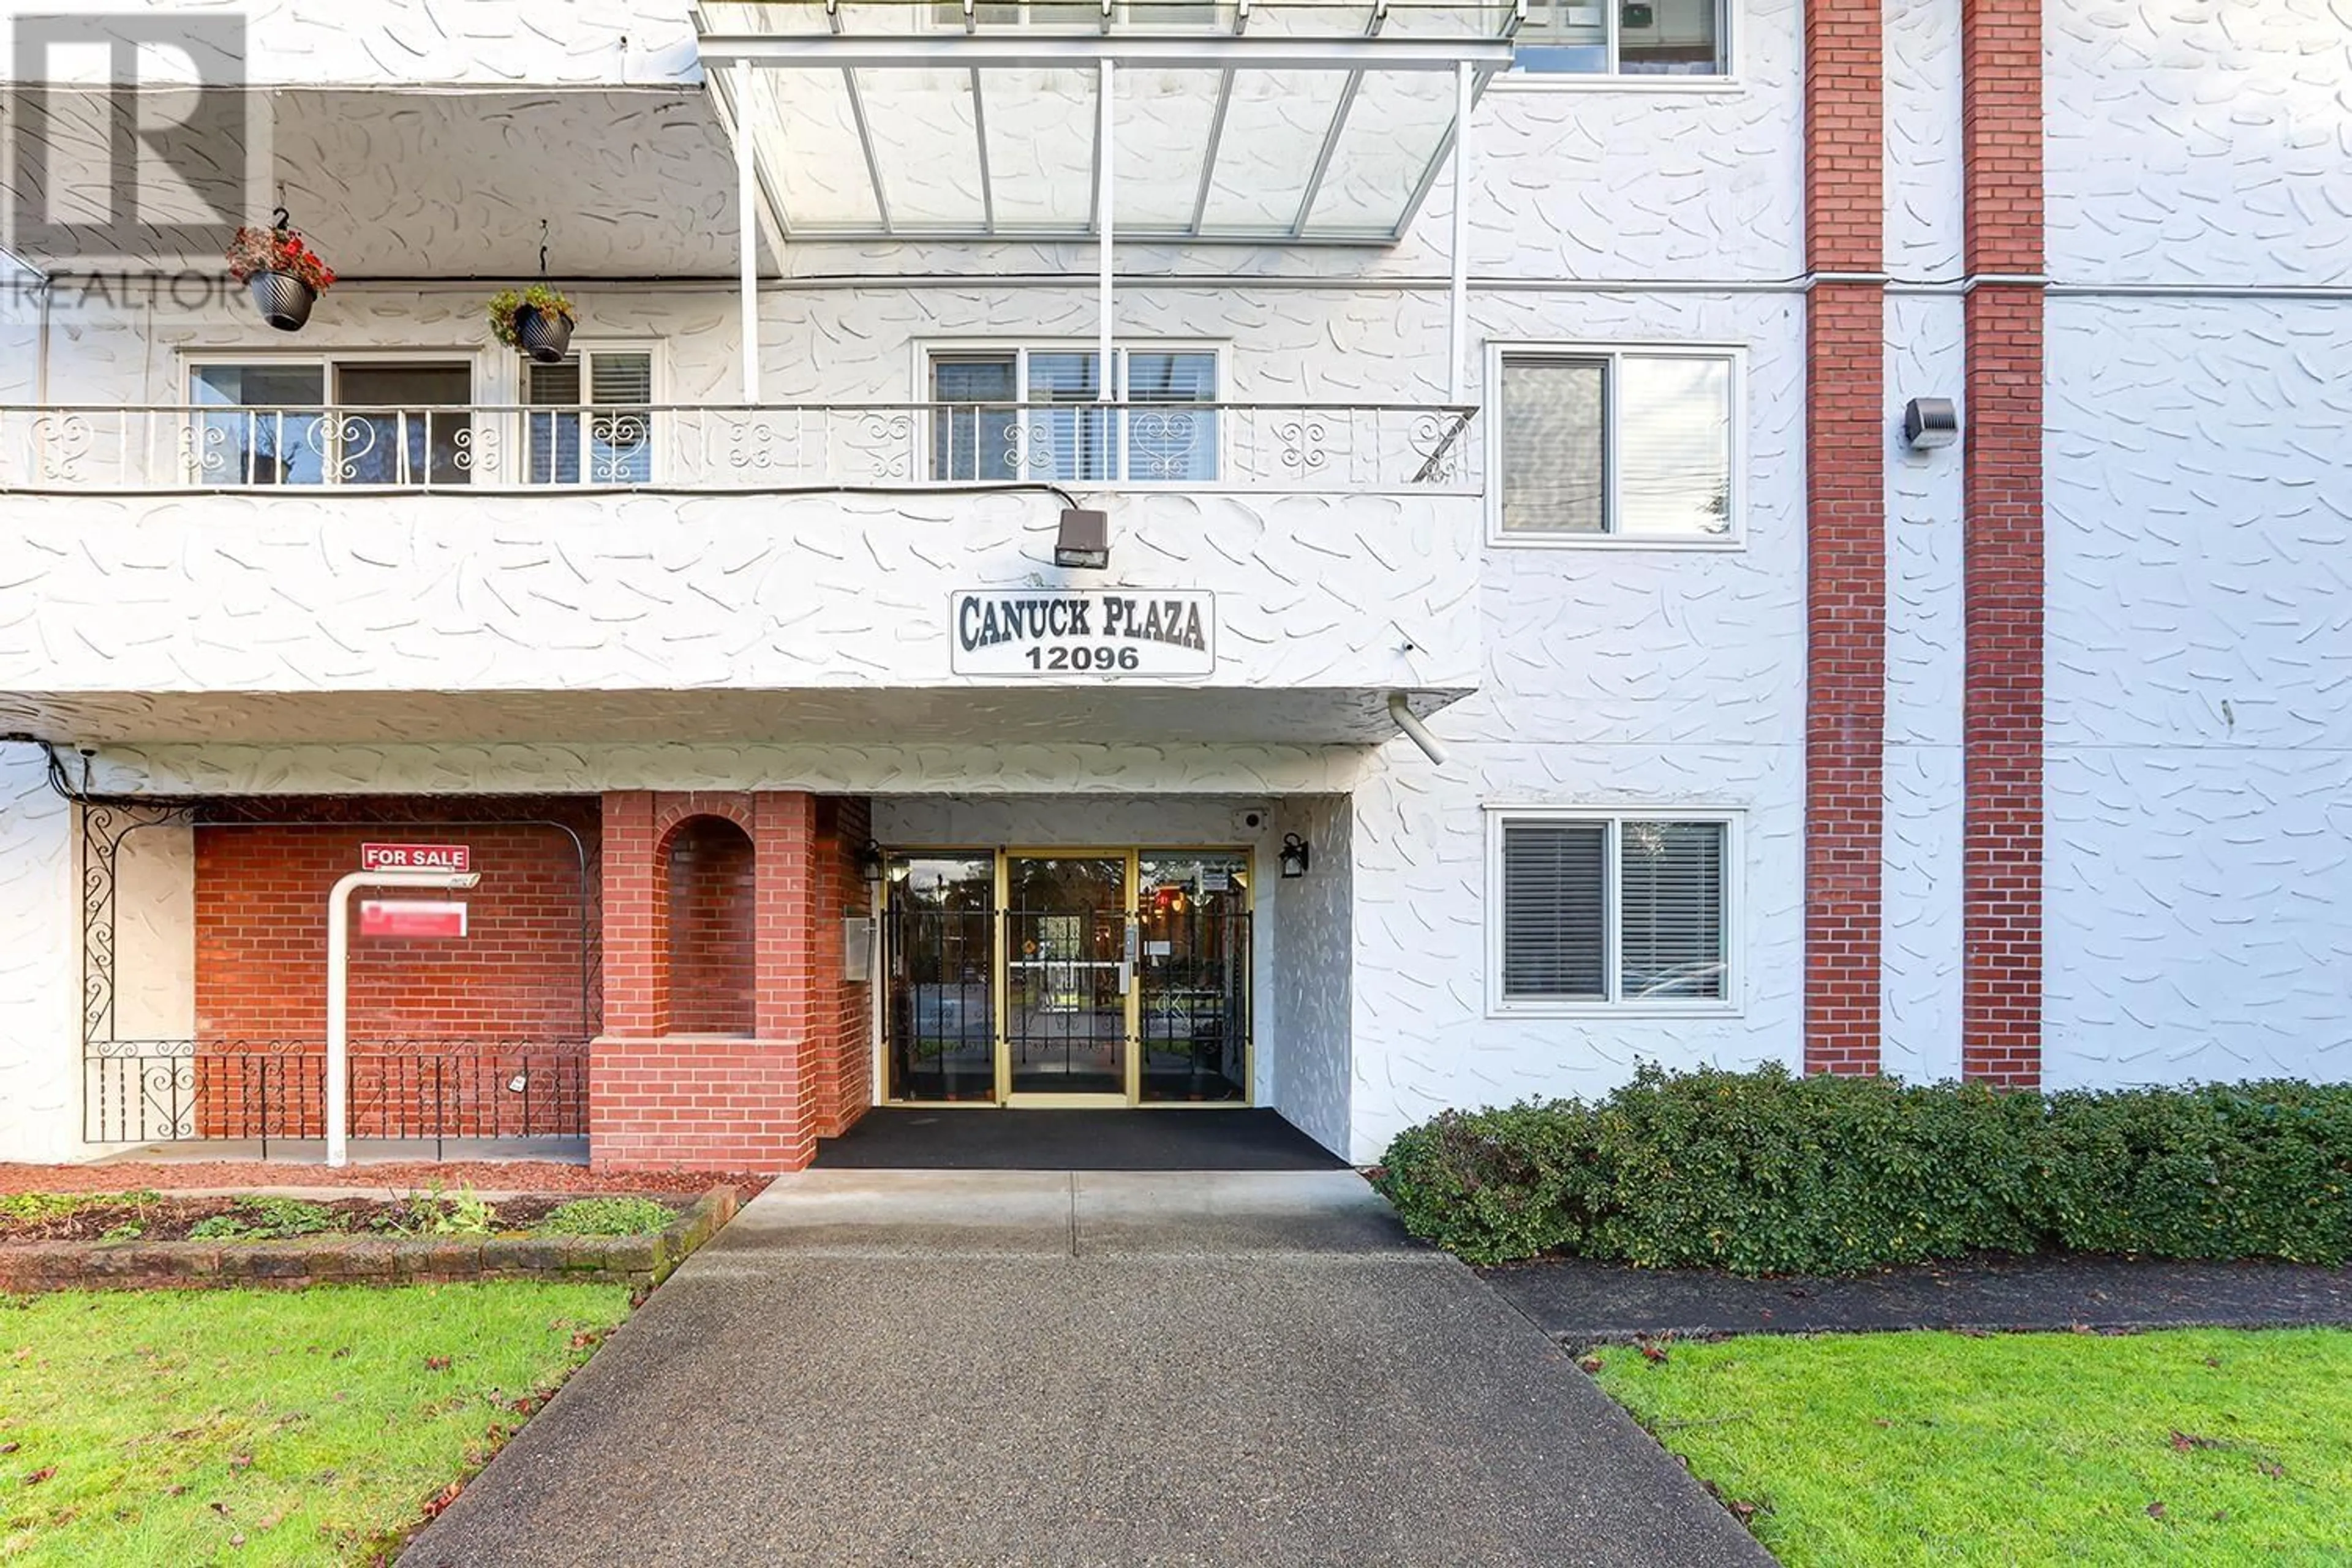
left=1369, top=1066, right=2352, bottom=1273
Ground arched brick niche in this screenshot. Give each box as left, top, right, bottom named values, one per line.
left=658, top=815, right=757, bottom=1036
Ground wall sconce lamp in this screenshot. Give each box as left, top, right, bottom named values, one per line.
left=854, top=840, right=886, bottom=889
left=1279, top=834, right=1311, bottom=880
left=1902, top=397, right=1960, bottom=451
left=1055, top=507, right=1110, bottom=570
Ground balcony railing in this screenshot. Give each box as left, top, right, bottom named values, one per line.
left=0, top=401, right=1479, bottom=496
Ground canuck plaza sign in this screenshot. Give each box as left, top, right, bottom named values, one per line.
left=950, top=590, right=1216, bottom=677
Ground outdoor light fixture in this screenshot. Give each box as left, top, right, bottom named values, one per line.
left=1902, top=397, right=1960, bottom=451
left=1055, top=507, right=1110, bottom=570
left=1279, top=834, right=1311, bottom=879
left=855, top=839, right=885, bottom=887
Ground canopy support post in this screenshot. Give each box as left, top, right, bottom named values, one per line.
left=1097, top=56, right=1116, bottom=404
left=736, top=61, right=761, bottom=405
left=1448, top=59, right=1472, bottom=405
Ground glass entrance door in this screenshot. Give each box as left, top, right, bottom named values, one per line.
left=882, top=854, right=997, bottom=1102
left=1137, top=853, right=1252, bottom=1102
left=881, top=846, right=1254, bottom=1107
left=1003, top=854, right=1131, bottom=1101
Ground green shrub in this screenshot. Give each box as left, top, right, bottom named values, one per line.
left=1372, top=1067, right=2352, bottom=1275
left=189, top=1196, right=341, bottom=1242
left=2041, top=1081, right=2352, bottom=1265
left=531, top=1197, right=674, bottom=1238
left=1373, top=1102, right=1597, bottom=1264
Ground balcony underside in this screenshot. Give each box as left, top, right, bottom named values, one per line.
left=6, top=87, right=756, bottom=278
left=0, top=685, right=1467, bottom=749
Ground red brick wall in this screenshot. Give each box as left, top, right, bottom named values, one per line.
left=810, top=796, right=875, bottom=1139
left=1962, top=0, right=2046, bottom=1087
left=663, top=816, right=757, bottom=1036
left=590, top=1035, right=815, bottom=1172
left=190, top=799, right=600, bottom=1137
left=1803, top=0, right=1887, bottom=1076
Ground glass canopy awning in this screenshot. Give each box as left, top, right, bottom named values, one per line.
left=695, top=1, right=1520, bottom=244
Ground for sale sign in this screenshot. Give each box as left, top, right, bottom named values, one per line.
left=358, top=900, right=468, bottom=939
left=361, top=842, right=471, bottom=873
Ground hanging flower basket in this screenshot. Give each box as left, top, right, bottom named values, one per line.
left=225, top=222, right=336, bottom=333
left=488, top=285, right=576, bottom=364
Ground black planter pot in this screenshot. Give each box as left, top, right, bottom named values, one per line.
left=248, top=271, right=317, bottom=332
left=514, top=304, right=574, bottom=364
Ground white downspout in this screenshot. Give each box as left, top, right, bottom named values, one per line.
left=1389, top=693, right=1449, bottom=767
left=324, top=869, right=480, bottom=1168
left=736, top=59, right=761, bottom=405
left=1448, top=59, right=1472, bottom=404
left=1097, top=56, right=1116, bottom=404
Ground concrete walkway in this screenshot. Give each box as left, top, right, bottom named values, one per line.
left=404, top=1172, right=1768, bottom=1567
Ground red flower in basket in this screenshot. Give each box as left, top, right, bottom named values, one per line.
left=226, top=225, right=337, bottom=292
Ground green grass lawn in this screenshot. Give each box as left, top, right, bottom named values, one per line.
left=0, top=1283, right=633, bottom=1566
left=1595, top=1329, right=2352, bottom=1566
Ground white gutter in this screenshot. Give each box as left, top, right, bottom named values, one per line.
left=324, top=869, right=481, bottom=1169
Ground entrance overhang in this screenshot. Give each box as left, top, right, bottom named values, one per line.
left=0, top=685, right=1471, bottom=749
left=693, top=1, right=1518, bottom=246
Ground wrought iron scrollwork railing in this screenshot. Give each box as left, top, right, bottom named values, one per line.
left=83, top=1039, right=592, bottom=1159
left=0, top=401, right=1480, bottom=494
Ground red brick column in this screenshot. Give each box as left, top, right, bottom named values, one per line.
left=592, top=789, right=833, bottom=1172
left=599, top=791, right=661, bottom=1036
left=1961, top=0, right=2046, bottom=1087
left=1803, top=0, right=1887, bottom=1075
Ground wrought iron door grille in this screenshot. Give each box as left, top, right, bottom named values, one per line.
left=883, top=907, right=997, bottom=1102
left=1139, top=909, right=1251, bottom=1102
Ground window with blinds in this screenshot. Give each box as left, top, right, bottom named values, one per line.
left=527, top=350, right=655, bottom=484
left=1494, top=814, right=1732, bottom=1007
left=1498, top=349, right=1735, bottom=541
left=928, top=346, right=1219, bottom=483
left=1501, top=822, right=1608, bottom=999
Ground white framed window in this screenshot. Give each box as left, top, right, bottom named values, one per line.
left=1487, top=807, right=1739, bottom=1014
left=525, top=347, right=658, bottom=485
left=1513, top=0, right=1732, bottom=78
left=925, top=342, right=1222, bottom=484
left=1490, top=344, right=1741, bottom=546
left=186, top=355, right=474, bottom=486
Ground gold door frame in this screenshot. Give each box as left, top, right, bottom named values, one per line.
left=879, top=845, right=1257, bottom=1110
left=1000, top=848, right=1134, bottom=1109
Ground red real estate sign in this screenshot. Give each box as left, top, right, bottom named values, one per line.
left=361, top=842, right=471, bottom=873
left=358, top=899, right=469, bottom=940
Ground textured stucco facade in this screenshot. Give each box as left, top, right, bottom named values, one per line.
left=0, top=0, right=2346, bottom=1164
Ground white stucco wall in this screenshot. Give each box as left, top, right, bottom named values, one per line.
left=1344, top=288, right=1809, bottom=1159
left=1880, top=294, right=1966, bottom=1086
left=2042, top=297, right=2352, bottom=1089
left=2039, top=1, right=2352, bottom=1090
left=2046, top=0, right=2352, bottom=288
left=0, top=745, right=80, bottom=1161
left=1272, top=794, right=1352, bottom=1154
